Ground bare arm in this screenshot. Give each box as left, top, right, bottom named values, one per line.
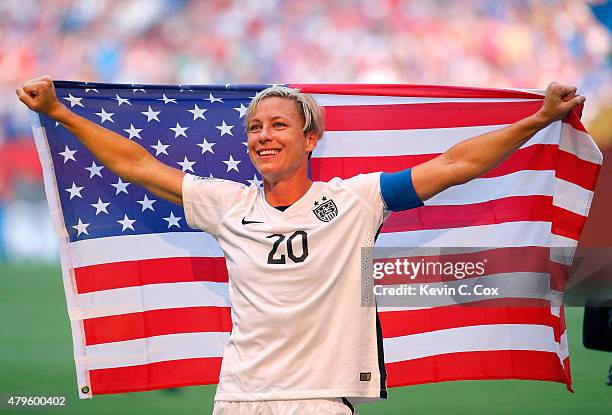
left=412, top=82, right=586, bottom=201
left=16, top=76, right=185, bottom=205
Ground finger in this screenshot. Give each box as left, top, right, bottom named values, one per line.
left=16, top=88, right=34, bottom=106
left=22, top=81, right=47, bottom=97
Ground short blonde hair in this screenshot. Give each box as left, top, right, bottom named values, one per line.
left=245, top=86, right=325, bottom=140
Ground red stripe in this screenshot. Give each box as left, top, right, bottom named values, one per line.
left=291, top=84, right=545, bottom=99
left=382, top=195, right=553, bottom=232
left=321, top=101, right=585, bottom=132
left=379, top=300, right=557, bottom=339
left=312, top=145, right=598, bottom=190
left=385, top=350, right=568, bottom=388
left=75, top=256, right=228, bottom=294
left=83, top=306, right=232, bottom=346
left=89, top=357, right=222, bottom=395
left=324, top=101, right=542, bottom=131
left=556, top=149, right=601, bottom=190
left=380, top=195, right=584, bottom=241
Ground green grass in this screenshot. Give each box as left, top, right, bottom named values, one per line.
left=1, top=263, right=610, bottom=414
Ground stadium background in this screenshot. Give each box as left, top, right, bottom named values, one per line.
left=0, top=0, right=610, bottom=413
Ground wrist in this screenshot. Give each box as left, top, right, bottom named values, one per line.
left=48, top=102, right=70, bottom=122
left=529, top=110, right=553, bottom=129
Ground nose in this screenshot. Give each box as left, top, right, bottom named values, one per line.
left=258, top=126, right=272, bottom=144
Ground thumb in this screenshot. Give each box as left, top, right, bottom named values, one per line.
left=15, top=88, right=34, bottom=106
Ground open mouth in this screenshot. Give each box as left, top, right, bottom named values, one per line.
left=257, top=149, right=281, bottom=159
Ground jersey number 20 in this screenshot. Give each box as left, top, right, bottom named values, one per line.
left=266, top=231, right=309, bottom=264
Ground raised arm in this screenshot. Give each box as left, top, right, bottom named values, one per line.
left=411, top=82, right=586, bottom=201
left=16, top=76, right=185, bottom=205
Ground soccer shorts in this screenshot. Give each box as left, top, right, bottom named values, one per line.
left=212, top=398, right=356, bottom=414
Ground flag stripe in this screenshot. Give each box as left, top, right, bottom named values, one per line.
left=385, top=350, right=566, bottom=387
left=379, top=300, right=557, bottom=338
left=383, top=324, right=556, bottom=363
left=312, top=145, right=598, bottom=191
left=384, top=196, right=586, bottom=240
left=322, top=101, right=585, bottom=132
left=376, top=221, right=568, bottom=248
left=70, top=232, right=223, bottom=268
left=82, top=332, right=229, bottom=370
left=75, top=282, right=230, bottom=320
left=83, top=306, right=232, bottom=346
left=292, top=84, right=545, bottom=99
left=89, top=357, right=223, bottom=395
left=311, top=94, right=542, bottom=106
left=75, top=256, right=229, bottom=294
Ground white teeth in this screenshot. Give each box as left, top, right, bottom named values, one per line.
left=259, top=150, right=279, bottom=156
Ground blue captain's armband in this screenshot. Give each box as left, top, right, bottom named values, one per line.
left=380, top=169, right=424, bottom=211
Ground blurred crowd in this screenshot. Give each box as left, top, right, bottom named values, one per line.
left=0, top=0, right=610, bottom=260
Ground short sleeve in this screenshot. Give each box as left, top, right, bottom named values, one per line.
left=380, top=168, right=424, bottom=211
left=182, top=174, right=247, bottom=235
left=341, top=172, right=386, bottom=213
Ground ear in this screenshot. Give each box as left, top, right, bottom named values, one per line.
left=305, top=130, right=319, bottom=153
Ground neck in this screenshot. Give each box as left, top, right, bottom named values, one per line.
left=263, top=174, right=312, bottom=207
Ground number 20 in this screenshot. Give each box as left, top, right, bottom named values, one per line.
left=266, top=231, right=309, bottom=264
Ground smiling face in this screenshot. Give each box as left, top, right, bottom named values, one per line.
left=247, top=96, right=318, bottom=183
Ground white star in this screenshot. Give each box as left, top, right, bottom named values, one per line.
left=91, top=198, right=110, bottom=215
left=95, top=107, right=115, bottom=123
left=85, top=161, right=104, bottom=178
left=216, top=120, right=234, bottom=136
left=133, top=88, right=146, bottom=93
left=170, top=122, right=188, bottom=138
left=187, top=104, right=207, bottom=120
left=179, top=84, right=194, bottom=93
left=141, top=106, right=161, bottom=122
left=205, top=93, right=223, bottom=103
left=111, top=178, right=130, bottom=195
left=72, top=219, right=90, bottom=236
left=113, top=94, right=132, bottom=106
left=85, top=88, right=99, bottom=93
left=163, top=211, right=182, bottom=228
left=157, top=93, right=177, bottom=104
left=137, top=194, right=157, bottom=212
left=63, top=93, right=84, bottom=108
left=65, top=182, right=84, bottom=200
left=177, top=156, right=196, bottom=172
left=55, top=121, right=60, bottom=127
left=242, top=141, right=249, bottom=153
left=247, top=174, right=263, bottom=187
left=123, top=124, right=142, bottom=140
left=222, top=154, right=241, bottom=172
left=196, top=138, right=215, bottom=154
left=151, top=140, right=170, bottom=156
left=59, top=145, right=77, bottom=163
left=117, top=214, right=136, bottom=232
left=234, top=103, right=248, bottom=118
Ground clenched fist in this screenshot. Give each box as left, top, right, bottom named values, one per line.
left=536, top=82, right=586, bottom=124
left=16, top=76, right=66, bottom=118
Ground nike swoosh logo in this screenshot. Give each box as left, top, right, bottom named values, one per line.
left=242, top=217, right=264, bottom=225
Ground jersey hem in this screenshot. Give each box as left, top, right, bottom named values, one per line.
left=214, top=388, right=384, bottom=401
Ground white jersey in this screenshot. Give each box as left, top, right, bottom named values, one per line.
left=183, top=172, right=390, bottom=402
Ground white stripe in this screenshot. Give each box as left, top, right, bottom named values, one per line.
left=314, top=123, right=559, bottom=158
left=313, top=94, right=541, bottom=106
left=553, top=178, right=594, bottom=215
left=375, top=272, right=554, bottom=308
left=559, top=331, right=569, bottom=361
left=383, top=324, right=557, bottom=363
left=32, top=115, right=92, bottom=398
left=82, top=332, right=229, bottom=370
left=74, top=282, right=229, bottom=320
left=377, top=221, right=565, bottom=247
left=426, top=170, right=553, bottom=206
left=71, top=231, right=223, bottom=267
left=559, top=123, right=603, bottom=165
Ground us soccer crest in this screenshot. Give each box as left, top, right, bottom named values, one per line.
left=313, top=196, right=338, bottom=222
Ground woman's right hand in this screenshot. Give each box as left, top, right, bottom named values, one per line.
left=16, top=75, right=66, bottom=118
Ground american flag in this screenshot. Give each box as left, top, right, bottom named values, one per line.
left=30, top=82, right=601, bottom=398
